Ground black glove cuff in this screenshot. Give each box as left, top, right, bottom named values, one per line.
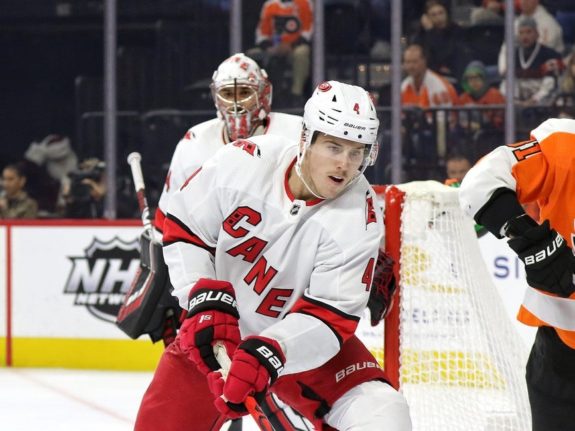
left=187, top=288, right=239, bottom=320
left=475, top=188, right=525, bottom=238
left=240, top=338, right=285, bottom=384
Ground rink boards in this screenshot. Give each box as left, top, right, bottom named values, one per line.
left=0, top=220, right=163, bottom=370
left=0, top=220, right=533, bottom=370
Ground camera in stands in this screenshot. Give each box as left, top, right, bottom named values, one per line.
left=68, top=161, right=106, bottom=203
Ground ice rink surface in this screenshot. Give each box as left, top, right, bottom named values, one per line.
left=0, top=367, right=261, bottom=431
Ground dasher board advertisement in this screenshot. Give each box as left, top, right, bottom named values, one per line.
left=2, top=220, right=162, bottom=369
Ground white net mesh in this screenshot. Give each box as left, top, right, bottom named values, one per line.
left=373, top=181, right=532, bottom=430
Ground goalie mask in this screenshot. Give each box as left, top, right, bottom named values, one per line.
left=296, top=81, right=380, bottom=198
left=211, top=53, right=272, bottom=142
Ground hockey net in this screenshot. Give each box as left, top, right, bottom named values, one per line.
left=359, top=181, right=532, bottom=430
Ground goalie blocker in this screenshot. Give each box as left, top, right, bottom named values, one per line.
left=116, top=230, right=183, bottom=344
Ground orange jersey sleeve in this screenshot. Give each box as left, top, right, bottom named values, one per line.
left=512, top=129, right=575, bottom=246
left=460, top=119, right=575, bottom=247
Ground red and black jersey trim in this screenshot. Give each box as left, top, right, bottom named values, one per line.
left=162, top=213, right=216, bottom=255
left=289, top=295, right=360, bottom=346
left=153, top=208, right=166, bottom=234
left=283, top=158, right=323, bottom=206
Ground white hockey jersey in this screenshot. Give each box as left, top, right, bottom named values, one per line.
left=163, top=135, right=383, bottom=375
left=154, top=112, right=302, bottom=231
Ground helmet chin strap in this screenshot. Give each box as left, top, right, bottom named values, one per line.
left=294, top=153, right=326, bottom=200
left=295, top=131, right=366, bottom=201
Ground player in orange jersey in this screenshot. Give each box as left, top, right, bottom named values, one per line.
left=459, top=118, right=575, bottom=430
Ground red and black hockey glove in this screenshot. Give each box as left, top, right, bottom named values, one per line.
left=505, top=215, right=575, bottom=297
left=208, top=336, right=285, bottom=419
left=179, top=278, right=241, bottom=375
left=367, top=250, right=397, bottom=326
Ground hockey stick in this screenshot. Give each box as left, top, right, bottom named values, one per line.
left=214, top=342, right=276, bottom=431
left=127, top=152, right=156, bottom=241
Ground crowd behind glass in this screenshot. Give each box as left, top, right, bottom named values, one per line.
left=1, top=0, right=574, bottom=219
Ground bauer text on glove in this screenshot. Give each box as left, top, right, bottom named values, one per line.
left=179, top=278, right=241, bottom=374
left=505, top=216, right=575, bottom=297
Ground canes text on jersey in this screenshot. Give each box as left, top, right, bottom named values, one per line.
left=223, top=206, right=291, bottom=318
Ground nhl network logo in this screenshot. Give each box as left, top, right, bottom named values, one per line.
left=64, top=237, right=140, bottom=323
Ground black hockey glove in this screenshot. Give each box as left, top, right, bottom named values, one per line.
left=367, top=250, right=397, bottom=326
left=505, top=215, right=575, bottom=297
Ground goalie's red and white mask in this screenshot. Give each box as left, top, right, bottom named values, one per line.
left=211, top=53, right=272, bottom=142
left=296, top=81, right=380, bottom=199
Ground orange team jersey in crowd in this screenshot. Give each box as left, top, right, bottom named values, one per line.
left=460, top=119, right=575, bottom=347
left=458, top=87, right=505, bottom=106
left=458, top=87, right=505, bottom=129
left=255, top=0, right=313, bottom=46
left=400, top=70, right=459, bottom=108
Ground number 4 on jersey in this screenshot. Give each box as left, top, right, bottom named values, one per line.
left=362, top=257, right=375, bottom=291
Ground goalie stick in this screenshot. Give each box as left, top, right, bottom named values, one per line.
left=116, top=152, right=181, bottom=345
left=127, top=152, right=155, bottom=240
left=214, top=342, right=276, bottom=431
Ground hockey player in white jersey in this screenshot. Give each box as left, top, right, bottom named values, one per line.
left=134, top=81, right=411, bottom=431
left=154, top=52, right=302, bottom=232
left=118, top=53, right=308, bottom=429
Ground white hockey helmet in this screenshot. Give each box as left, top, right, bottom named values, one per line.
left=297, top=81, right=380, bottom=185
left=211, top=53, right=272, bottom=141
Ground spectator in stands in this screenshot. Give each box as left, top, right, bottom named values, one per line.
left=500, top=17, right=563, bottom=106
left=458, top=61, right=505, bottom=130
left=248, top=0, right=313, bottom=107
left=0, top=163, right=38, bottom=219
left=401, top=44, right=459, bottom=171
left=498, top=0, right=565, bottom=74
left=411, top=0, right=470, bottom=84
left=63, top=158, right=106, bottom=218
left=555, top=48, right=575, bottom=118
left=445, top=153, right=471, bottom=186
left=471, top=0, right=504, bottom=26
left=401, top=44, right=459, bottom=108
left=23, top=134, right=78, bottom=217
left=558, top=48, right=575, bottom=94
